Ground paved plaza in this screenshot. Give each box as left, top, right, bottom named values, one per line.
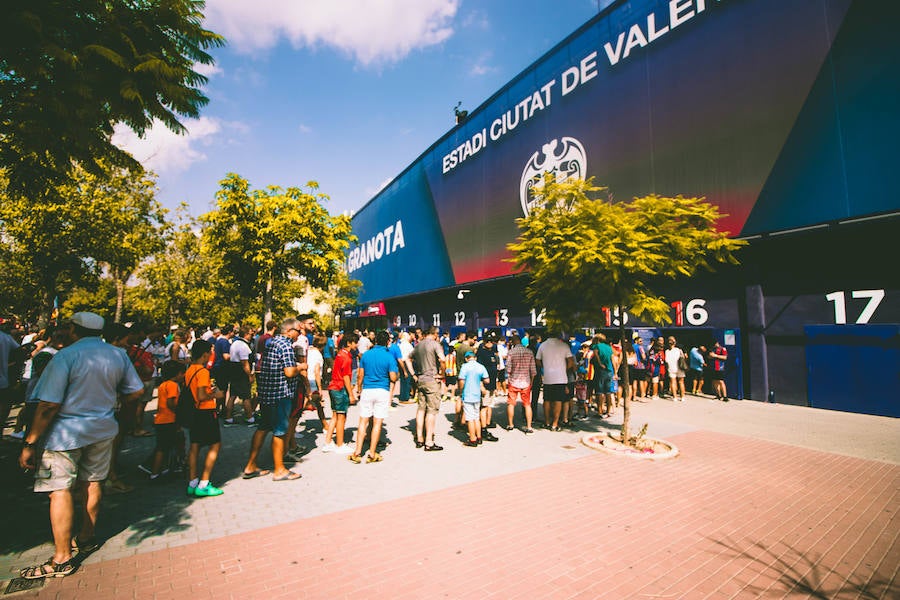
left=1, top=395, right=897, bottom=599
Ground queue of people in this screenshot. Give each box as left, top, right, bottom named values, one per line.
left=0, top=313, right=731, bottom=580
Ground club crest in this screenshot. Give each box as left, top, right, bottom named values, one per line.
left=519, top=137, right=587, bottom=216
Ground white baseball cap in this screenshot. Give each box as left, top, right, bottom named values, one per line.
left=71, top=312, right=105, bottom=331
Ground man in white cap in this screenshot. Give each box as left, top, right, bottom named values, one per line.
left=18, top=312, right=144, bottom=579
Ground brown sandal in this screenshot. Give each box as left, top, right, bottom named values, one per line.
left=20, top=558, right=75, bottom=579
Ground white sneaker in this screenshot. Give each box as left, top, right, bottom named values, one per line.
left=9, top=430, right=25, bottom=440
left=335, top=444, right=354, bottom=455
left=320, top=442, right=337, bottom=453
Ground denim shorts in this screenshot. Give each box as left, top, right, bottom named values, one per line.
left=328, top=388, right=350, bottom=414
left=258, top=397, right=293, bottom=436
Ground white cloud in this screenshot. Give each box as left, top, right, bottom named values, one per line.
left=193, top=62, right=223, bottom=78
left=461, top=9, right=489, bottom=30
left=298, top=123, right=312, bottom=134
left=112, top=117, right=226, bottom=174
left=204, top=0, right=460, bottom=65
left=470, top=52, right=496, bottom=76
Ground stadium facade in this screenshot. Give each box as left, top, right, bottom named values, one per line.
left=345, top=0, right=899, bottom=416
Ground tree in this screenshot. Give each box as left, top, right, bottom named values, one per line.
left=79, top=167, right=169, bottom=322
left=314, top=269, right=362, bottom=329
left=0, top=163, right=168, bottom=323
left=202, top=174, right=355, bottom=325
left=0, top=0, right=224, bottom=195
left=0, top=238, right=48, bottom=323
left=0, top=175, right=98, bottom=324
left=129, top=206, right=230, bottom=326
left=508, top=175, right=744, bottom=444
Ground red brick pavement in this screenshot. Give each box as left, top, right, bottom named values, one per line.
left=23, top=430, right=899, bottom=599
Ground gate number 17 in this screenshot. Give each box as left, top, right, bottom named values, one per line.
left=825, top=290, right=884, bottom=324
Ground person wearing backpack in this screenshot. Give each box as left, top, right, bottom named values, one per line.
left=184, top=339, right=226, bottom=497
left=148, top=360, right=187, bottom=480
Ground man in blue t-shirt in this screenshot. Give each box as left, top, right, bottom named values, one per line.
left=349, top=330, right=398, bottom=463
left=458, top=351, right=490, bottom=447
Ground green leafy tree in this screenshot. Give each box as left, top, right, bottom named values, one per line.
left=129, top=207, right=230, bottom=326
left=0, top=178, right=98, bottom=324
left=0, top=164, right=168, bottom=324
left=61, top=278, right=118, bottom=319
left=314, top=269, right=362, bottom=329
left=508, top=175, right=744, bottom=444
left=0, top=238, right=50, bottom=323
left=0, top=0, right=224, bottom=194
left=202, top=174, right=356, bottom=325
left=79, top=167, right=169, bottom=322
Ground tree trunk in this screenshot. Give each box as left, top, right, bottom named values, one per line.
left=618, top=303, right=631, bottom=444
left=39, top=275, right=58, bottom=327
left=113, top=267, right=128, bottom=323
left=40, top=288, right=53, bottom=328
left=262, top=275, right=274, bottom=327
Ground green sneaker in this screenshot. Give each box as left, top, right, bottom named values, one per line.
left=193, top=484, right=224, bottom=497
left=187, top=485, right=197, bottom=497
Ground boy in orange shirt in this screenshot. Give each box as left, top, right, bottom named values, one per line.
left=185, top=340, right=226, bottom=497
left=149, top=360, right=186, bottom=480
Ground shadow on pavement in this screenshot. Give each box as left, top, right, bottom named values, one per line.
left=0, top=412, right=294, bottom=558
left=710, top=536, right=894, bottom=599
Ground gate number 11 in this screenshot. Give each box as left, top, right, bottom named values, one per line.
left=825, top=290, right=884, bottom=324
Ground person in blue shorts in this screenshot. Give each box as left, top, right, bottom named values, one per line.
left=458, top=351, right=490, bottom=447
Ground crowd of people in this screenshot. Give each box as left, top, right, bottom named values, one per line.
left=0, top=313, right=730, bottom=579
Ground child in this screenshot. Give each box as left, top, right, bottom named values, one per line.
left=149, top=360, right=186, bottom=480
left=458, top=351, right=490, bottom=447
left=186, top=340, right=226, bottom=497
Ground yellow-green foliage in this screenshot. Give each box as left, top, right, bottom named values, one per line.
left=507, top=174, right=745, bottom=331
left=202, top=173, right=357, bottom=323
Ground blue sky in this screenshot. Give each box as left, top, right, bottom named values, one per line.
left=113, top=0, right=615, bottom=219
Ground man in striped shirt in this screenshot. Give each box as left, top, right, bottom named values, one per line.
left=504, top=334, right=537, bottom=433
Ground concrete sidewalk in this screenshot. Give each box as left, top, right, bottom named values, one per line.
left=2, top=395, right=898, bottom=598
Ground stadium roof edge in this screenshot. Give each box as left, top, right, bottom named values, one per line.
left=350, top=0, right=625, bottom=219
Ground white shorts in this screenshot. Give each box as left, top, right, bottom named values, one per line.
left=462, top=401, right=480, bottom=422
left=359, top=388, right=390, bottom=420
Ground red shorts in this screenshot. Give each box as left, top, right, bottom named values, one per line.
left=507, top=384, right=532, bottom=406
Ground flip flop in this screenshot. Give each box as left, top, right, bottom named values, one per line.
left=241, top=469, right=271, bottom=479
left=272, top=471, right=302, bottom=481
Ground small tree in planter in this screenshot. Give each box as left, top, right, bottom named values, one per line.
left=507, top=175, right=744, bottom=445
